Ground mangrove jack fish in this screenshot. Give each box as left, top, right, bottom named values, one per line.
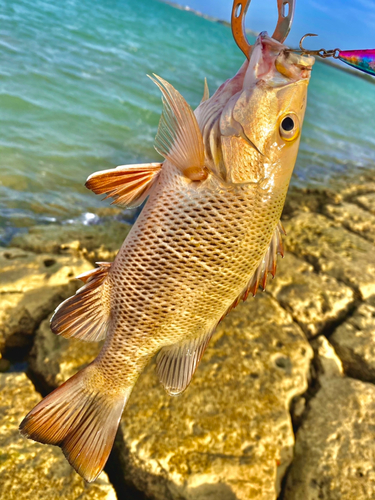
left=20, top=33, right=315, bottom=482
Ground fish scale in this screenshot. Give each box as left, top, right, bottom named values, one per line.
left=97, top=161, right=287, bottom=386
left=20, top=32, right=315, bottom=483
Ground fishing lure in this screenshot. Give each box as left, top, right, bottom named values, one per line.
left=232, top=2, right=375, bottom=78
left=297, top=34, right=375, bottom=77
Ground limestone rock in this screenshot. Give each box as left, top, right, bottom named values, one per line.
left=267, top=253, right=354, bottom=338
left=340, top=180, right=375, bottom=199
left=117, top=293, right=313, bottom=500
left=310, top=335, right=343, bottom=384
left=284, top=377, right=375, bottom=500
left=0, top=372, right=116, bottom=500
left=355, top=192, right=375, bottom=215
left=10, top=220, right=131, bottom=263
left=0, top=247, right=92, bottom=353
left=283, top=212, right=375, bottom=299
left=29, top=315, right=102, bottom=391
left=282, top=187, right=342, bottom=219
left=330, top=295, right=375, bottom=382
left=324, top=202, right=375, bottom=242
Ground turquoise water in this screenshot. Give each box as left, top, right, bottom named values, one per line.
left=1, top=0, right=375, bottom=243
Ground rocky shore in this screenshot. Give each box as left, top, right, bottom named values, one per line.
left=1, top=173, right=375, bottom=500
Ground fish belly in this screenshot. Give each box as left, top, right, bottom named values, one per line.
left=96, top=167, right=288, bottom=386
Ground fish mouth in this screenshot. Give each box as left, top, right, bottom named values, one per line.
left=243, top=32, right=315, bottom=89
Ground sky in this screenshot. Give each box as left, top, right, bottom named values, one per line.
left=176, top=0, right=375, bottom=50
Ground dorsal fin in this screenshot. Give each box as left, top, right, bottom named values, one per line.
left=85, top=162, right=162, bottom=208
left=222, top=222, right=286, bottom=319
left=201, top=77, right=209, bottom=103
left=50, top=262, right=112, bottom=342
left=156, top=330, right=213, bottom=396
left=149, top=74, right=208, bottom=181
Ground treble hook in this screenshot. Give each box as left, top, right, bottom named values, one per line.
left=231, top=0, right=296, bottom=59
left=298, top=33, right=341, bottom=59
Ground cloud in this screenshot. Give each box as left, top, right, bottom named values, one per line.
left=347, top=0, right=375, bottom=29
left=356, top=0, right=375, bottom=12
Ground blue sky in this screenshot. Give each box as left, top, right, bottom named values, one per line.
left=177, top=0, right=375, bottom=50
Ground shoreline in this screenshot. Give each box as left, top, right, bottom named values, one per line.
left=1, top=171, right=375, bottom=499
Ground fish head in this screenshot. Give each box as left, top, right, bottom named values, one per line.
left=199, top=32, right=315, bottom=188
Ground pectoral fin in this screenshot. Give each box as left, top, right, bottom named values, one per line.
left=149, top=74, right=208, bottom=181
left=85, top=162, right=162, bottom=208
left=156, top=330, right=213, bottom=395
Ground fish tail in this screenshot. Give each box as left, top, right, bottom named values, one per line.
left=19, top=364, right=130, bottom=482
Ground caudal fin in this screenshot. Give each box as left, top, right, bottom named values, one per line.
left=19, top=365, right=130, bottom=482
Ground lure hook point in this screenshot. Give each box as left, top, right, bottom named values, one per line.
left=299, top=33, right=318, bottom=52
left=298, top=33, right=341, bottom=59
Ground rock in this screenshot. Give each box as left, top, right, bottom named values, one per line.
left=282, top=186, right=342, bottom=219
left=284, top=377, right=375, bottom=500
left=283, top=212, right=375, bottom=299
left=330, top=295, right=375, bottom=382
left=0, top=247, right=92, bottom=354
left=10, top=220, right=131, bottom=263
left=25, top=294, right=312, bottom=500
left=116, top=293, right=312, bottom=500
left=324, top=202, right=375, bottom=242
left=310, top=335, right=343, bottom=383
left=355, top=192, right=375, bottom=215
left=340, top=180, right=375, bottom=199
left=29, top=315, right=102, bottom=391
left=0, top=372, right=116, bottom=500
left=267, top=253, right=354, bottom=338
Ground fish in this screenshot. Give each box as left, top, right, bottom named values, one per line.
left=20, top=32, right=315, bottom=482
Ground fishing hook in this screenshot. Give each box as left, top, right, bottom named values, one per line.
left=231, top=0, right=295, bottom=59
left=297, top=33, right=340, bottom=59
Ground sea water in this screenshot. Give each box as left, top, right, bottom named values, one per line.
left=1, top=0, right=375, bottom=243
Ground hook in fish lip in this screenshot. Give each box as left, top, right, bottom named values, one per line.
left=287, top=33, right=341, bottom=59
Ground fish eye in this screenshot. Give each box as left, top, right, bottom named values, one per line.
left=279, top=113, right=300, bottom=142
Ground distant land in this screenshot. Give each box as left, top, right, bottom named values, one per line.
left=162, top=0, right=375, bottom=84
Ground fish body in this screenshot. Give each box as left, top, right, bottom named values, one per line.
left=20, top=33, right=314, bottom=482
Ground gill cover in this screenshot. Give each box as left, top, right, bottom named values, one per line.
left=196, top=32, right=314, bottom=185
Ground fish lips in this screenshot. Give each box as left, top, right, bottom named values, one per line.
left=243, top=32, right=315, bottom=89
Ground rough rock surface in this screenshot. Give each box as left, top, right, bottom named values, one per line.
left=310, top=335, right=343, bottom=383
left=282, top=187, right=342, bottom=219
left=284, top=377, right=375, bottom=500
left=117, top=294, right=312, bottom=500
left=267, top=253, right=354, bottom=338
left=283, top=212, right=375, bottom=299
left=324, top=202, right=375, bottom=242
left=330, top=295, right=375, bottom=382
left=2, top=179, right=375, bottom=499
left=29, top=315, right=103, bottom=390
left=0, top=372, right=116, bottom=500
left=10, top=220, right=131, bottom=263
left=355, top=192, right=375, bottom=215
left=0, top=247, right=92, bottom=353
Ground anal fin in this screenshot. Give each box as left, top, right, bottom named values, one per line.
left=50, top=262, right=112, bottom=342
left=85, top=162, right=162, bottom=208
left=222, top=221, right=285, bottom=319
left=156, top=330, right=213, bottom=396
